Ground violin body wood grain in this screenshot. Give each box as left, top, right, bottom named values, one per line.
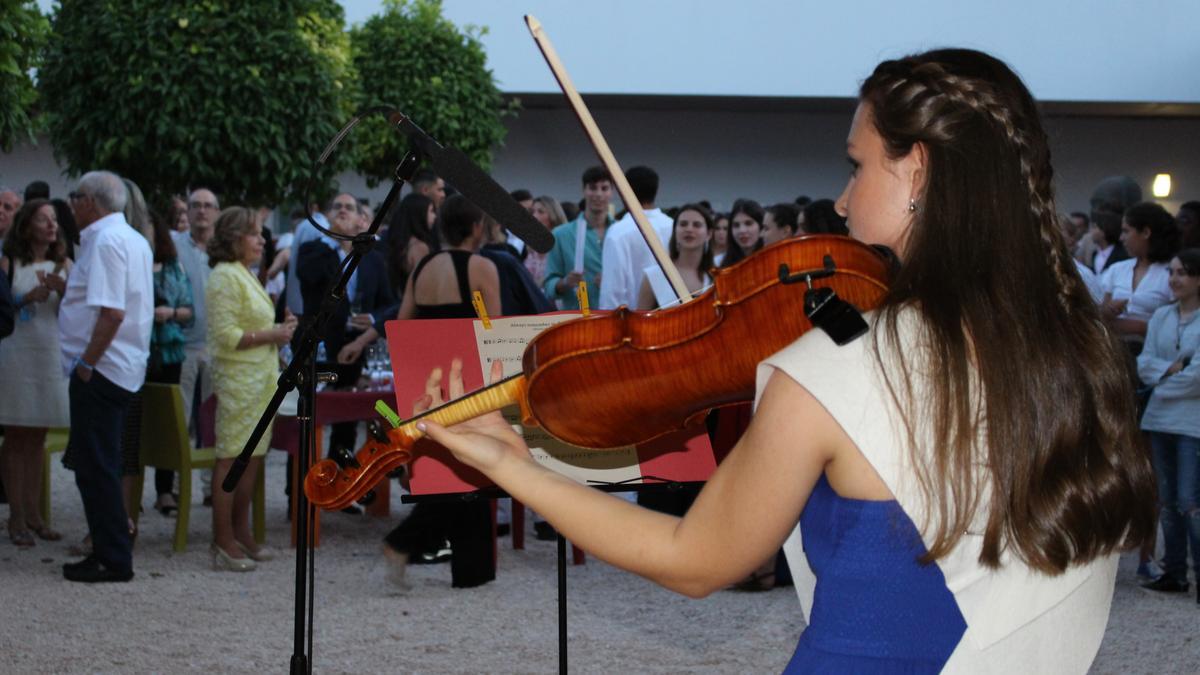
left=522, top=235, right=890, bottom=448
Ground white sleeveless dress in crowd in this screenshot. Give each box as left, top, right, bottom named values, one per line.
left=0, top=260, right=70, bottom=427
left=642, top=264, right=712, bottom=309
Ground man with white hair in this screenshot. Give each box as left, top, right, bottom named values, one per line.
left=0, top=186, right=22, bottom=247
left=59, top=170, right=153, bottom=583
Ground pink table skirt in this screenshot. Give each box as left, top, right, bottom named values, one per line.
left=268, top=389, right=395, bottom=454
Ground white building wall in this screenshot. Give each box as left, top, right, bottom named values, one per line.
left=3, top=108, right=1197, bottom=221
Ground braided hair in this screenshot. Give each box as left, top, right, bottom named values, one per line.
left=860, top=49, right=1155, bottom=574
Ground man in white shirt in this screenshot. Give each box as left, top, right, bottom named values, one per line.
left=598, top=166, right=674, bottom=310
left=59, top=171, right=153, bottom=583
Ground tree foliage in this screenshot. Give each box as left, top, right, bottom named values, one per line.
left=0, top=0, right=50, bottom=152
left=37, top=0, right=354, bottom=206
left=350, top=0, right=515, bottom=187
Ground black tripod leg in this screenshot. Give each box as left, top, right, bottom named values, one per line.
left=558, top=533, right=568, bottom=674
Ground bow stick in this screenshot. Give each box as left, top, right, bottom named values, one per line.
left=525, top=14, right=691, bottom=304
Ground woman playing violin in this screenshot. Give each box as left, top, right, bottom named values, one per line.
left=417, top=49, right=1155, bottom=672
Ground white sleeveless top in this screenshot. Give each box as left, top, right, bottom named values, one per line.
left=0, top=259, right=70, bottom=426
left=755, top=308, right=1117, bottom=674
left=641, top=264, right=711, bottom=309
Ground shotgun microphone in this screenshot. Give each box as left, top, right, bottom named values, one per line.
left=389, top=112, right=555, bottom=254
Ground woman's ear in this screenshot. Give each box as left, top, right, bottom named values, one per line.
left=905, top=142, right=929, bottom=203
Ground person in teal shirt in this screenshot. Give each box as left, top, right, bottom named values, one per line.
left=542, top=166, right=613, bottom=310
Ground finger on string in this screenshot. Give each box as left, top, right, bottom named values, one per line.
left=412, top=393, right=433, bottom=415
left=425, top=367, right=444, bottom=404
left=448, top=358, right=464, bottom=399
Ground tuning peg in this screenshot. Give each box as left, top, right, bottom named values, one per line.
left=331, top=447, right=361, bottom=470
left=367, top=419, right=390, bottom=445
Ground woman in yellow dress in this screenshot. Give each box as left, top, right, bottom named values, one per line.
left=205, top=207, right=296, bottom=571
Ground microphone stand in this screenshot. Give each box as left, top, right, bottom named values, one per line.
left=221, top=146, right=423, bottom=675
left=222, top=105, right=547, bottom=673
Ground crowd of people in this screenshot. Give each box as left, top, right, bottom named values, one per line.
left=0, top=160, right=847, bottom=585
left=0, top=160, right=1194, bottom=593
left=0, top=60, right=1194, bottom=669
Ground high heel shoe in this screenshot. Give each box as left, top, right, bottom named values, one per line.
left=211, top=544, right=256, bottom=572
left=236, top=541, right=277, bottom=562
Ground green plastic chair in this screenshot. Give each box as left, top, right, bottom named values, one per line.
left=39, top=427, right=71, bottom=527
left=133, top=383, right=264, bottom=552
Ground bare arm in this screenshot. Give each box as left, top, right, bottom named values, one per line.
left=406, top=240, right=430, bottom=275
left=421, top=367, right=837, bottom=597
left=471, top=255, right=502, bottom=318
left=396, top=272, right=416, bottom=320
left=338, top=326, right=379, bottom=364
left=266, top=246, right=290, bottom=279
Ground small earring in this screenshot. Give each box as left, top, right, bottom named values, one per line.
left=907, top=198, right=918, bottom=213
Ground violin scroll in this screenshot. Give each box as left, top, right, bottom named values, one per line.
left=303, top=374, right=530, bottom=510
left=304, top=426, right=417, bottom=510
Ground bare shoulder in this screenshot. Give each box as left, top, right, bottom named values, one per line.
left=468, top=253, right=499, bottom=277
left=407, top=239, right=430, bottom=261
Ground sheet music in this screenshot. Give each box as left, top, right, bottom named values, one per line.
left=473, top=314, right=642, bottom=485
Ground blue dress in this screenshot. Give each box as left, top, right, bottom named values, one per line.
left=784, top=476, right=967, bottom=673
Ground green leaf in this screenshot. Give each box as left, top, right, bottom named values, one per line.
left=36, top=0, right=351, bottom=206
left=347, top=0, right=511, bottom=184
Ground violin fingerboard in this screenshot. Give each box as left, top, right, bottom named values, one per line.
left=400, top=375, right=527, bottom=442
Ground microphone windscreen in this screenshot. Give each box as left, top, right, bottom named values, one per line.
left=428, top=145, right=556, bottom=254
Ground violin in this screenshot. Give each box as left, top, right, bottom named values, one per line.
left=304, top=235, right=891, bottom=510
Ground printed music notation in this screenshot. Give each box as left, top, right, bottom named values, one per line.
left=472, top=313, right=642, bottom=486
left=386, top=311, right=715, bottom=496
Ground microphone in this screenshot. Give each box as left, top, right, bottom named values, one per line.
left=389, top=112, right=555, bottom=254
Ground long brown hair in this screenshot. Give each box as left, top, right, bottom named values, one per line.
left=861, top=49, right=1155, bottom=573
left=150, top=209, right=179, bottom=265
left=2, top=199, right=67, bottom=265
left=668, top=203, right=715, bottom=277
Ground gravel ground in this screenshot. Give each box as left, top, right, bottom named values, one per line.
left=0, top=450, right=1196, bottom=674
